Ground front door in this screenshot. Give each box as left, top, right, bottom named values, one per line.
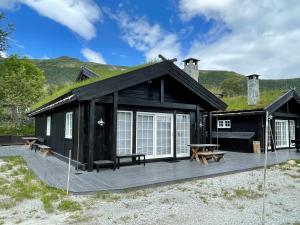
left=176, top=114, right=191, bottom=157
left=136, top=112, right=173, bottom=159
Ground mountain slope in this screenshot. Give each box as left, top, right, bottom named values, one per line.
left=31, top=56, right=129, bottom=86
left=2, top=56, right=299, bottom=92
left=199, top=70, right=300, bottom=91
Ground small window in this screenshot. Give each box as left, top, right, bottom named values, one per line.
left=46, top=116, right=51, bottom=136
left=218, top=120, right=231, bottom=128
left=65, top=112, right=73, bottom=139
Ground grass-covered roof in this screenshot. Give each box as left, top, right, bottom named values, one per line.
left=222, top=90, right=286, bottom=111
left=31, top=63, right=152, bottom=111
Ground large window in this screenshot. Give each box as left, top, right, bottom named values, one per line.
left=275, top=120, right=289, bottom=148
left=289, top=120, right=295, bottom=147
left=218, top=120, right=231, bottom=128
left=136, top=112, right=173, bottom=158
left=176, top=114, right=190, bottom=157
left=117, top=111, right=133, bottom=156
left=46, top=116, right=51, bottom=136
left=65, top=112, right=73, bottom=139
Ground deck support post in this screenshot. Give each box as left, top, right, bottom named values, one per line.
left=88, top=99, right=95, bottom=172
left=112, top=92, right=118, bottom=166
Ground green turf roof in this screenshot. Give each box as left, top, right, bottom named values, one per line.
left=30, top=63, right=153, bottom=111
left=222, top=90, right=286, bottom=111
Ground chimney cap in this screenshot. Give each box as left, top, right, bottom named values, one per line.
left=182, top=57, right=200, bottom=63
left=246, top=74, right=260, bottom=78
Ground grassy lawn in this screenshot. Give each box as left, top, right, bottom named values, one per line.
left=0, top=156, right=76, bottom=214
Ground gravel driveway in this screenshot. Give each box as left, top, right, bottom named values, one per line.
left=1, top=159, right=300, bottom=225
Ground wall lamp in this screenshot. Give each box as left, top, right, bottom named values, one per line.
left=97, top=116, right=105, bottom=127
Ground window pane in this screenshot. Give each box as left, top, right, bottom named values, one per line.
left=136, top=114, right=154, bottom=157
left=117, top=111, right=132, bottom=155
left=176, top=114, right=190, bottom=156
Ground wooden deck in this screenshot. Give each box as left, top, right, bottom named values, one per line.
left=1, top=146, right=300, bottom=193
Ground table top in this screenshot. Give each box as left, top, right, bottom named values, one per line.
left=188, top=144, right=220, bottom=147
left=22, top=137, right=38, bottom=140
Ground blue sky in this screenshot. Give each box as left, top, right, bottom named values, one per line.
left=1, top=0, right=299, bottom=79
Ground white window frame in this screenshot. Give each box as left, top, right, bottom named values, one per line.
left=65, top=112, right=73, bottom=139
left=136, top=112, right=174, bottom=159
left=117, top=110, right=133, bottom=156
left=275, top=119, right=289, bottom=148
left=218, top=120, right=231, bottom=128
left=176, top=114, right=190, bottom=157
left=46, top=116, right=51, bottom=136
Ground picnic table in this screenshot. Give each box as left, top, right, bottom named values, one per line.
left=188, top=144, right=224, bottom=165
left=22, top=137, right=38, bottom=149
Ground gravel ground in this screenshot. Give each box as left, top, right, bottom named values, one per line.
left=0, top=159, right=300, bottom=225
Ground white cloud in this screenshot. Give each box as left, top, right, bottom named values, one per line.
left=108, top=11, right=181, bottom=62
left=0, top=0, right=18, bottom=10
left=0, top=51, right=8, bottom=58
left=1, top=0, right=101, bottom=40
left=40, top=55, right=50, bottom=60
left=81, top=48, right=106, bottom=64
left=180, top=0, right=300, bottom=78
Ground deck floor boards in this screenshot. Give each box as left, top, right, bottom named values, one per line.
left=1, top=146, right=300, bottom=193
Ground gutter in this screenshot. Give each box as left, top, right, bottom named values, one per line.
left=28, top=94, right=76, bottom=117
left=212, top=110, right=265, bottom=117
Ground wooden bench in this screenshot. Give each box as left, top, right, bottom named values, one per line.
left=36, top=144, right=52, bottom=155
left=196, top=151, right=225, bottom=165
left=32, top=138, right=45, bottom=152
left=93, top=160, right=115, bottom=172
left=32, top=138, right=52, bottom=155
left=116, top=153, right=146, bottom=169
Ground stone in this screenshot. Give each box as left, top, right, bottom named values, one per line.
left=287, top=160, right=297, bottom=165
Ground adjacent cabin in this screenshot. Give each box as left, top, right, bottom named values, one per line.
left=212, top=75, right=300, bottom=153
left=28, top=59, right=227, bottom=171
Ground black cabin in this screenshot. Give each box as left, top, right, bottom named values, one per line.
left=212, top=90, right=300, bottom=153
left=29, top=60, right=227, bottom=171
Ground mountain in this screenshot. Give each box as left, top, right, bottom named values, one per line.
left=3, top=56, right=299, bottom=92
left=31, top=56, right=129, bottom=87
left=199, top=70, right=300, bottom=91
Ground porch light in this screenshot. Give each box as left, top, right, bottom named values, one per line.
left=97, top=117, right=105, bottom=127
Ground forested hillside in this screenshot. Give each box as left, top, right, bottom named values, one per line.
left=1, top=56, right=299, bottom=92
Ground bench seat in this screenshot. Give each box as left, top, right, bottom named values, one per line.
left=93, top=160, right=115, bottom=172
left=116, top=154, right=146, bottom=169
left=196, top=151, right=225, bottom=165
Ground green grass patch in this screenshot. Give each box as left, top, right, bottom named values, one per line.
left=222, top=187, right=262, bottom=200
left=0, top=125, right=34, bottom=136
left=95, top=191, right=121, bottom=202
left=0, top=199, right=17, bottom=210
left=223, top=90, right=285, bottom=111
left=58, top=200, right=81, bottom=212
left=30, top=62, right=155, bottom=111
left=233, top=187, right=262, bottom=199
left=67, top=213, right=91, bottom=224
left=0, top=156, right=67, bottom=213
